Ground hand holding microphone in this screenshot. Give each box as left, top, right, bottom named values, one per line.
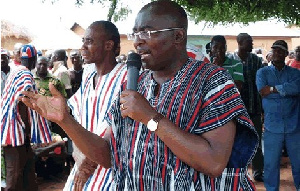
left=120, top=52, right=142, bottom=112
left=120, top=53, right=155, bottom=123
left=126, top=52, right=142, bottom=91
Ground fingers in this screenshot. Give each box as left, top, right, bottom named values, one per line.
left=20, top=90, right=36, bottom=97
left=19, top=96, right=34, bottom=109
left=49, top=82, right=63, bottom=98
left=74, top=172, right=87, bottom=191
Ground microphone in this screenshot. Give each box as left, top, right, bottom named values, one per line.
left=126, top=53, right=142, bottom=91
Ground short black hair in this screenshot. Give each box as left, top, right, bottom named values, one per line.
left=211, top=35, right=226, bottom=45
left=53, top=49, right=67, bottom=61
left=237, top=33, right=251, bottom=43
left=90, top=21, right=120, bottom=54
left=140, top=0, right=188, bottom=30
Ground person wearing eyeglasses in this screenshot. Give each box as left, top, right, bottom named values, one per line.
left=20, top=1, right=258, bottom=190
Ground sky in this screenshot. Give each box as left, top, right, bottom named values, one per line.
left=1, top=0, right=150, bottom=35
left=2, top=0, right=299, bottom=48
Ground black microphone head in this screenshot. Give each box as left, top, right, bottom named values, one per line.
left=126, top=52, right=142, bottom=69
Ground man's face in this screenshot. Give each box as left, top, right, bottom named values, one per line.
left=80, top=25, right=106, bottom=64
left=272, top=47, right=287, bottom=63
left=70, top=53, right=82, bottom=67
left=1, top=55, right=9, bottom=68
left=13, top=49, right=21, bottom=63
left=210, top=41, right=226, bottom=60
left=239, top=37, right=253, bottom=53
left=36, top=58, right=48, bottom=76
left=133, top=10, right=177, bottom=71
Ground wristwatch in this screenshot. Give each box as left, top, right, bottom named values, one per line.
left=147, top=113, right=164, bottom=132
left=270, top=86, right=274, bottom=93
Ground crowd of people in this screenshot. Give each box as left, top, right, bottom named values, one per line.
left=1, top=1, right=300, bottom=191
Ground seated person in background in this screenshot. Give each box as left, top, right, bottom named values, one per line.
left=33, top=133, right=66, bottom=180
left=210, top=35, right=244, bottom=91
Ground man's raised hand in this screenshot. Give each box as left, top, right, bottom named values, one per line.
left=19, top=82, right=68, bottom=124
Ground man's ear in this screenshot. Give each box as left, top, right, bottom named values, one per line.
left=285, top=50, right=289, bottom=57
left=174, top=29, right=185, bottom=43
left=105, top=40, right=114, bottom=51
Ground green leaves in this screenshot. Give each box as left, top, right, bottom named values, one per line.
left=176, top=0, right=299, bottom=26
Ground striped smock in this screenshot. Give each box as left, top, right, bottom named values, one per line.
left=106, top=58, right=258, bottom=190
left=64, top=63, right=127, bottom=191
left=1, top=66, right=52, bottom=146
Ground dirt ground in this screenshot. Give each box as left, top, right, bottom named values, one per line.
left=38, top=157, right=295, bottom=191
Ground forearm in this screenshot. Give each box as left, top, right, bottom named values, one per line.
left=155, top=118, right=235, bottom=177
left=57, top=115, right=112, bottom=168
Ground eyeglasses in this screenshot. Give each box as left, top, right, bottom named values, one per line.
left=127, top=27, right=183, bottom=40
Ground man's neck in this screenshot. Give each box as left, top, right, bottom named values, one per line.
left=273, top=61, right=285, bottom=71
left=95, top=58, right=117, bottom=77
left=152, top=55, right=188, bottom=85
left=37, top=73, right=47, bottom=80
left=214, top=56, right=226, bottom=66
left=74, top=66, right=83, bottom=72
left=237, top=50, right=249, bottom=61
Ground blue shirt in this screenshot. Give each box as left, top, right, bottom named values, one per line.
left=256, top=64, right=300, bottom=133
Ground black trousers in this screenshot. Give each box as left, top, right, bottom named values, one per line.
left=3, top=144, right=37, bottom=191
left=250, top=113, right=264, bottom=176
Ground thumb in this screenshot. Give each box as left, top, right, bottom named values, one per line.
left=49, top=82, right=63, bottom=97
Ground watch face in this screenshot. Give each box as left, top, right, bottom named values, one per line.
left=147, top=119, right=158, bottom=131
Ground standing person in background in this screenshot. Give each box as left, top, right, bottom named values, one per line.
left=205, top=42, right=211, bottom=58
left=45, top=49, right=54, bottom=72
left=1, top=48, right=11, bottom=189
left=263, top=51, right=273, bottom=66
left=50, top=50, right=72, bottom=148
left=290, top=46, right=300, bottom=69
left=68, top=49, right=84, bottom=94
left=33, top=56, right=67, bottom=97
left=9, top=43, right=23, bottom=67
left=1, top=44, right=52, bottom=191
left=51, top=49, right=73, bottom=98
left=230, top=33, right=264, bottom=182
left=256, top=40, right=300, bottom=191
left=286, top=50, right=295, bottom=66
left=1, top=48, right=12, bottom=94
left=20, top=1, right=258, bottom=190
left=210, top=35, right=244, bottom=91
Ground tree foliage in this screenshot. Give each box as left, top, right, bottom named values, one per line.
left=43, top=0, right=299, bottom=26
left=175, top=0, right=299, bottom=26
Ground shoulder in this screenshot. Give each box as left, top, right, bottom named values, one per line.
left=257, top=66, right=270, bottom=75
left=250, top=53, right=262, bottom=61
left=287, top=65, right=300, bottom=73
